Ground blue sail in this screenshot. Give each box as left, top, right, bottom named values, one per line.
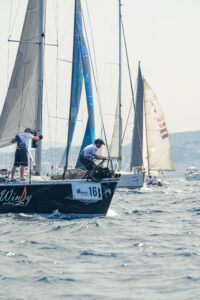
left=75, top=19, right=95, bottom=168
left=76, top=119, right=93, bottom=168
left=130, top=62, right=144, bottom=170
left=63, top=0, right=95, bottom=171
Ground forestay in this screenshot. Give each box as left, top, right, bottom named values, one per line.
left=143, top=79, right=174, bottom=171
left=99, top=125, right=108, bottom=158
left=0, top=0, right=43, bottom=148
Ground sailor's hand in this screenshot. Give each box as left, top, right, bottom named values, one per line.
left=39, top=135, right=43, bottom=140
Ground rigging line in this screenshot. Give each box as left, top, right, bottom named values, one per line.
left=122, top=80, right=137, bottom=144
left=44, top=73, right=53, bottom=167
left=53, top=0, right=59, bottom=163
left=80, top=2, right=112, bottom=165
left=6, top=0, right=14, bottom=169
left=121, top=19, right=144, bottom=167
left=43, top=2, right=53, bottom=167
left=85, top=0, right=100, bottom=99
left=122, top=98, right=133, bottom=143
left=57, top=58, right=72, bottom=63
left=10, top=0, right=22, bottom=37
left=8, top=40, right=58, bottom=46
left=7, top=0, right=13, bottom=87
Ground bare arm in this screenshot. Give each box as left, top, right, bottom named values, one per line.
left=11, top=139, right=16, bottom=144
left=32, top=135, right=43, bottom=141
left=32, top=136, right=40, bottom=141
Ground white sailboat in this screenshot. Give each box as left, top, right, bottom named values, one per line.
left=109, top=1, right=144, bottom=189
left=109, top=20, right=174, bottom=188
left=116, top=62, right=144, bottom=189
left=0, top=0, right=117, bottom=214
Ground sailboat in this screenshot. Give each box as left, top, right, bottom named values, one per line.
left=115, top=61, right=174, bottom=188
left=116, top=62, right=145, bottom=189
left=0, top=0, right=117, bottom=214
left=109, top=0, right=174, bottom=188
left=108, top=1, right=144, bottom=189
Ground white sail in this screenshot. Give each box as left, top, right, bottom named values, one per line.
left=0, top=0, right=41, bottom=148
left=110, top=100, right=122, bottom=160
left=143, top=79, right=174, bottom=171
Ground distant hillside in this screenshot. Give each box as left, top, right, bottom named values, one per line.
left=169, top=131, right=200, bottom=171
left=122, top=130, right=200, bottom=172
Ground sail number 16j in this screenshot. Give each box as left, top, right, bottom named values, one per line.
left=89, top=186, right=101, bottom=198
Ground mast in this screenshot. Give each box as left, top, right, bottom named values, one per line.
left=118, top=0, right=122, bottom=169
left=35, top=0, right=45, bottom=175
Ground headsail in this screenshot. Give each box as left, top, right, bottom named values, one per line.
left=63, top=0, right=95, bottom=170
left=0, top=0, right=42, bottom=148
left=77, top=17, right=95, bottom=154
left=110, top=100, right=122, bottom=161
left=130, top=62, right=144, bottom=170
left=143, top=79, right=174, bottom=171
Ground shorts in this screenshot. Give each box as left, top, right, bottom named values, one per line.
left=14, top=149, right=28, bottom=167
left=78, top=157, right=93, bottom=170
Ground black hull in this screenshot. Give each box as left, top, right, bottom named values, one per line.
left=0, top=180, right=117, bottom=215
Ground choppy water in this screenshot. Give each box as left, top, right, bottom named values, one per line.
left=0, top=177, right=200, bottom=299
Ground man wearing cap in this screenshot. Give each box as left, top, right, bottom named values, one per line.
left=79, top=139, right=106, bottom=179
left=10, top=128, right=43, bottom=181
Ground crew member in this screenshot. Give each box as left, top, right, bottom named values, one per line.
left=146, top=175, right=153, bottom=185
left=79, top=139, right=106, bottom=179
left=11, top=128, right=43, bottom=181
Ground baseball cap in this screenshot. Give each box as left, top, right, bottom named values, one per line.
left=24, top=128, right=34, bottom=134
left=94, top=138, right=105, bottom=145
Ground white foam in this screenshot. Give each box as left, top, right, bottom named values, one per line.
left=107, top=209, right=118, bottom=217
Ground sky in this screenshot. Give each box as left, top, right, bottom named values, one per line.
left=0, top=0, right=200, bottom=148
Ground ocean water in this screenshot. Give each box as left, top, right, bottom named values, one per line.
left=0, top=177, right=200, bottom=300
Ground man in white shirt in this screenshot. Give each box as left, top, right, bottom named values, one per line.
left=79, top=139, right=106, bottom=179
left=11, top=128, right=43, bottom=181
left=146, top=175, right=153, bottom=185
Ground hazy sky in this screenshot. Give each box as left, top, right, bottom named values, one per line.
left=0, top=0, right=200, bottom=147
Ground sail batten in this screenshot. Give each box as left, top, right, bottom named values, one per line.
left=0, top=0, right=41, bottom=148
left=143, top=79, right=174, bottom=172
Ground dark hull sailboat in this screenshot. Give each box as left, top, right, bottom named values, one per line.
left=0, top=180, right=117, bottom=215
left=0, top=0, right=118, bottom=215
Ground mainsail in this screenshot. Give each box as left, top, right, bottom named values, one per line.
left=130, top=62, right=144, bottom=170
left=143, top=79, right=174, bottom=171
left=0, top=0, right=41, bottom=148
left=63, top=0, right=95, bottom=170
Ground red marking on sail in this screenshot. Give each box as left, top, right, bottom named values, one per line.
left=18, top=186, right=27, bottom=203
left=162, top=133, right=168, bottom=139
left=159, top=122, right=166, bottom=129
